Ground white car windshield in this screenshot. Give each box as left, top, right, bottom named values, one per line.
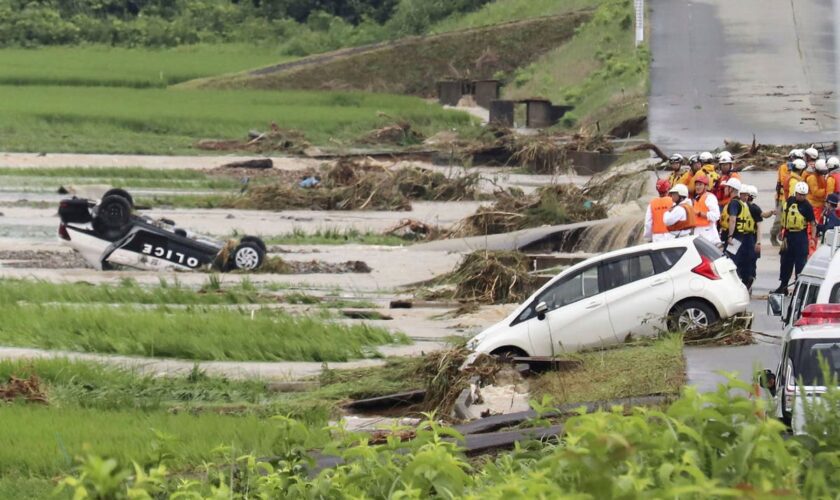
left=791, top=338, right=840, bottom=386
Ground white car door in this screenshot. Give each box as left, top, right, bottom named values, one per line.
left=524, top=265, right=616, bottom=355
left=603, top=251, right=675, bottom=341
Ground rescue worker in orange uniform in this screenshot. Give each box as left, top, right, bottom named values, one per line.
left=691, top=174, right=721, bottom=244
left=772, top=149, right=803, bottom=246
left=828, top=157, right=840, bottom=194
left=663, top=184, right=695, bottom=238
left=644, top=179, right=675, bottom=242
left=806, top=159, right=831, bottom=254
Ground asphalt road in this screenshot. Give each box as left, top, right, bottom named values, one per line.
left=649, top=0, right=838, bottom=151
left=683, top=171, right=785, bottom=392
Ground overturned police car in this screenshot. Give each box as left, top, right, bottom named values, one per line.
left=58, top=189, right=266, bottom=272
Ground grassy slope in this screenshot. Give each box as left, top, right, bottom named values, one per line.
left=504, top=0, right=649, bottom=134
left=192, top=13, right=591, bottom=97
left=0, top=87, right=473, bottom=153
left=0, top=44, right=293, bottom=88
left=0, top=304, right=403, bottom=361
left=530, top=335, right=685, bottom=404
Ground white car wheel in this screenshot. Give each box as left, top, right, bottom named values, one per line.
left=678, top=308, right=709, bottom=330
left=234, top=245, right=261, bottom=270
left=671, top=300, right=718, bottom=332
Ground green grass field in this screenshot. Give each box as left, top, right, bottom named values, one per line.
left=0, top=166, right=241, bottom=190
left=0, top=44, right=291, bottom=88
left=0, top=303, right=405, bottom=361
left=263, top=228, right=409, bottom=246
left=0, top=86, right=473, bottom=153
left=0, top=278, right=272, bottom=306
left=0, top=405, right=290, bottom=476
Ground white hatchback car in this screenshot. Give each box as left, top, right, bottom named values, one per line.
left=467, top=237, right=750, bottom=358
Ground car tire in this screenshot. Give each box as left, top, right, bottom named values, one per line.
left=668, top=300, right=719, bottom=332
left=490, top=346, right=528, bottom=361
left=93, top=195, right=132, bottom=240
left=102, top=189, right=134, bottom=208
left=229, top=242, right=264, bottom=271
left=240, top=236, right=267, bottom=254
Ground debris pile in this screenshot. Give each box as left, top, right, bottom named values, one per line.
left=681, top=315, right=754, bottom=346
left=419, top=346, right=500, bottom=417
left=431, top=251, right=537, bottom=304
left=196, top=123, right=310, bottom=155
left=251, top=256, right=372, bottom=274
left=450, top=184, right=606, bottom=237
left=0, top=375, right=48, bottom=404
left=229, top=159, right=480, bottom=211
left=464, top=126, right=614, bottom=174
left=384, top=219, right=443, bottom=241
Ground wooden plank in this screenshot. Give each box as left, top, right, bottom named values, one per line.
left=343, top=389, right=426, bottom=411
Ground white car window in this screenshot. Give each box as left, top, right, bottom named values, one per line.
left=601, top=254, right=656, bottom=291
left=540, top=266, right=600, bottom=310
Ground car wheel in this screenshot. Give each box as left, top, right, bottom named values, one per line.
left=230, top=242, right=264, bottom=271
left=490, top=346, right=527, bottom=361
left=668, top=300, right=719, bottom=332
left=102, top=189, right=134, bottom=208
left=240, top=236, right=267, bottom=254
left=96, top=195, right=131, bottom=232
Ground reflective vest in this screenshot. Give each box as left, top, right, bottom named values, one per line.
left=649, top=196, right=674, bottom=234
left=786, top=172, right=804, bottom=200
left=667, top=201, right=696, bottom=233
left=782, top=201, right=808, bottom=232
left=694, top=192, right=713, bottom=227
left=733, top=200, right=756, bottom=234
left=667, top=171, right=683, bottom=188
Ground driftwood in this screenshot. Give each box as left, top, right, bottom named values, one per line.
left=221, top=159, right=273, bottom=170
left=630, top=142, right=669, bottom=162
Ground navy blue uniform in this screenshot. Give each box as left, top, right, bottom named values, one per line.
left=779, top=197, right=815, bottom=290
left=726, top=199, right=757, bottom=287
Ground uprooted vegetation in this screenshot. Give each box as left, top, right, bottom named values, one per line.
left=450, top=184, right=606, bottom=237
left=230, top=159, right=482, bottom=211
left=427, top=251, right=537, bottom=304
left=465, top=125, right=614, bottom=174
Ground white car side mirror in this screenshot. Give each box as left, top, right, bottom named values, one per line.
left=767, top=293, right=784, bottom=317
left=536, top=301, right=548, bottom=321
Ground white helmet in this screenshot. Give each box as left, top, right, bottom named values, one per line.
left=742, top=185, right=758, bottom=198
left=699, top=152, right=714, bottom=163
left=789, top=149, right=805, bottom=160
left=816, top=159, right=829, bottom=173
left=717, top=150, right=731, bottom=160
left=668, top=184, right=689, bottom=198
left=669, top=153, right=685, bottom=163
left=827, top=156, right=840, bottom=170
left=805, top=147, right=819, bottom=160
left=688, top=154, right=700, bottom=164
left=794, top=181, right=809, bottom=195
left=792, top=158, right=807, bottom=170
left=724, top=177, right=742, bottom=191
left=718, top=152, right=734, bottom=164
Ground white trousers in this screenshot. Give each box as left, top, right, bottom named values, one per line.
left=652, top=232, right=676, bottom=242
left=693, top=225, right=721, bottom=244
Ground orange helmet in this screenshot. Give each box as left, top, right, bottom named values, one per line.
left=694, top=174, right=709, bottom=185
left=656, top=178, right=671, bottom=195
